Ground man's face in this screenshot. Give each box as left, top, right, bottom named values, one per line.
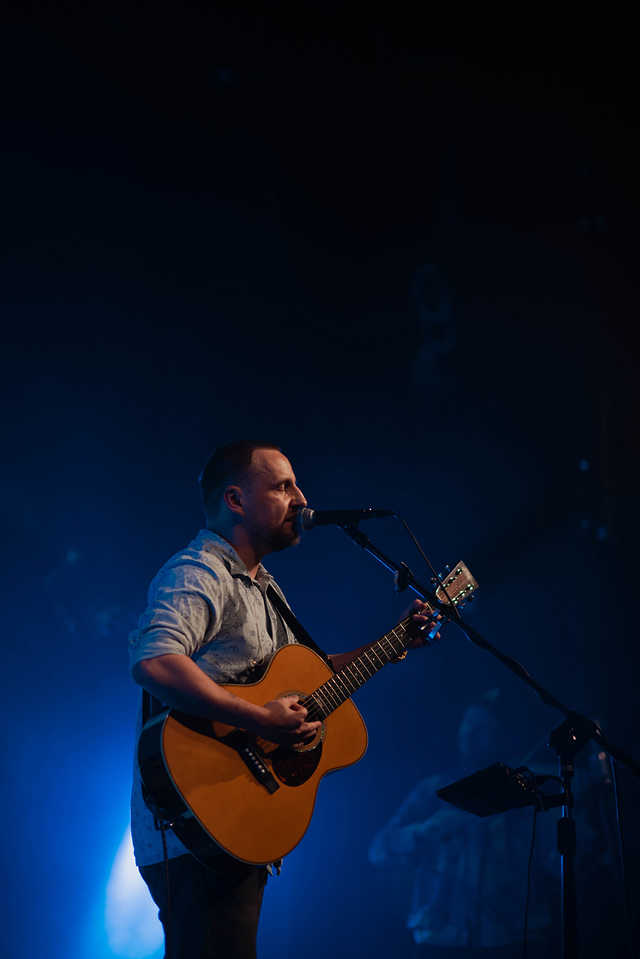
left=237, top=448, right=307, bottom=553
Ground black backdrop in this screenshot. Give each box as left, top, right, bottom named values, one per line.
left=1, top=7, right=638, bottom=958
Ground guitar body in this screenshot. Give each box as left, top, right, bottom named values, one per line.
left=138, top=561, right=478, bottom=867
left=138, top=643, right=368, bottom=866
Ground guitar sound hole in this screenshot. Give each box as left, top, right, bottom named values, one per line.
left=272, top=737, right=323, bottom=786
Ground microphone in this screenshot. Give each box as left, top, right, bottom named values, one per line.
left=296, top=507, right=395, bottom=531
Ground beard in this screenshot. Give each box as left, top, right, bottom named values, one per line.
left=264, top=523, right=300, bottom=553
left=244, top=509, right=302, bottom=556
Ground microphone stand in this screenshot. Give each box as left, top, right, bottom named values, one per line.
left=339, top=523, right=640, bottom=959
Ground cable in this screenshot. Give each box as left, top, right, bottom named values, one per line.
left=393, top=514, right=462, bottom=620
left=159, top=822, right=173, bottom=958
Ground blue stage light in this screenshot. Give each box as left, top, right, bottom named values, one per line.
left=104, top=827, right=163, bottom=958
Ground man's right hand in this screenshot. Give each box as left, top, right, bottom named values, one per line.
left=258, top=695, right=322, bottom=746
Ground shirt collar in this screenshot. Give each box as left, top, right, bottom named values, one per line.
left=197, top=528, right=274, bottom=586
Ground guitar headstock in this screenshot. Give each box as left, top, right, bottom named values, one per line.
left=433, top=561, right=478, bottom=609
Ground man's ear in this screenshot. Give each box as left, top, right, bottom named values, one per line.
left=223, top=485, right=244, bottom=516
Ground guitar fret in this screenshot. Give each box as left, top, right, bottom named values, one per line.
left=323, top=681, right=341, bottom=709
left=387, top=629, right=407, bottom=655
left=364, top=656, right=376, bottom=676
left=350, top=660, right=367, bottom=685
left=332, top=674, right=351, bottom=701
left=317, top=684, right=334, bottom=709
left=306, top=693, right=325, bottom=721
left=342, top=664, right=359, bottom=691
left=369, top=643, right=386, bottom=667
left=337, top=669, right=357, bottom=694
left=314, top=687, right=332, bottom=714
left=321, top=686, right=337, bottom=711
left=312, top=693, right=327, bottom=720
left=379, top=636, right=398, bottom=660
left=360, top=651, right=375, bottom=674
left=387, top=638, right=399, bottom=660
left=333, top=678, right=349, bottom=704
left=381, top=636, right=396, bottom=657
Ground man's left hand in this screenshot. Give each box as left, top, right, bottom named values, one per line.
left=407, top=599, right=443, bottom=647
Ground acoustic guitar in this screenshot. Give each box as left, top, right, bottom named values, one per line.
left=138, top=561, right=478, bottom=865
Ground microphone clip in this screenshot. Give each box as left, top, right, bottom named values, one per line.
left=394, top=562, right=412, bottom=593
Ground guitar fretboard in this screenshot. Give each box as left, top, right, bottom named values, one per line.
left=301, top=616, right=413, bottom=722
left=299, top=562, right=477, bottom=724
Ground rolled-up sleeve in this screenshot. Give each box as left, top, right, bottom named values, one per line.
left=128, top=562, right=222, bottom=668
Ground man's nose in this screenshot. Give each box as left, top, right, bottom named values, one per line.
left=293, top=486, right=307, bottom=508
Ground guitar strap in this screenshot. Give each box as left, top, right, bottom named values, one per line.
left=266, top=584, right=334, bottom=671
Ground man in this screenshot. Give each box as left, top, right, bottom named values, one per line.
left=129, top=441, right=432, bottom=958
left=368, top=694, right=557, bottom=958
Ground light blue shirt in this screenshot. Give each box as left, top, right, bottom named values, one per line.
left=129, top=529, right=297, bottom=866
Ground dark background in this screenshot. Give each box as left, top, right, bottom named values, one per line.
left=1, top=5, right=638, bottom=958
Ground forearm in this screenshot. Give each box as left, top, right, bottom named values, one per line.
left=329, top=642, right=395, bottom=672
left=132, top=654, right=268, bottom=733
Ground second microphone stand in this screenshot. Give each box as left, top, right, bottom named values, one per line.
left=339, top=522, right=639, bottom=959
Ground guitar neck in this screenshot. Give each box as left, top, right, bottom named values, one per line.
left=300, top=561, right=478, bottom=722
left=301, top=616, right=413, bottom=721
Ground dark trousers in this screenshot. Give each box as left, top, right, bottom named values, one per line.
left=140, top=853, right=268, bottom=959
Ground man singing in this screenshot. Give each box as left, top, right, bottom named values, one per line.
left=129, top=441, right=430, bottom=957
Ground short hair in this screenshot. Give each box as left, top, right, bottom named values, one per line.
left=198, top=441, right=281, bottom=511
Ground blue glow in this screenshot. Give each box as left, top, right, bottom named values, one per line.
left=104, top=827, right=163, bottom=958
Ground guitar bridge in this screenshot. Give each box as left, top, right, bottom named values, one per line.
left=223, top=730, right=280, bottom=794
